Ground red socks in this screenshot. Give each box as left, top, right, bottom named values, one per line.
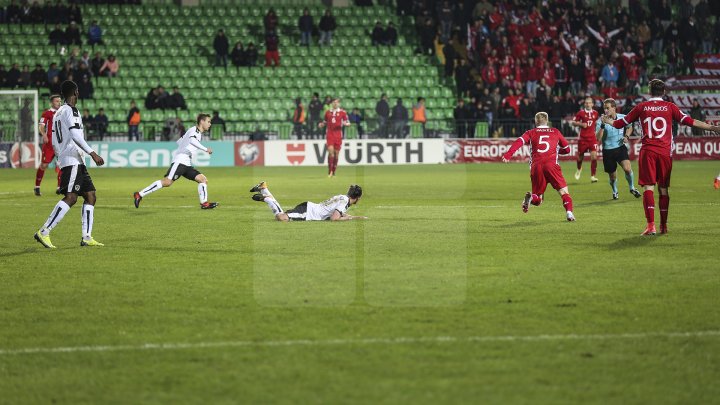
left=35, top=168, right=45, bottom=187
left=531, top=194, right=542, bottom=206
left=590, top=160, right=597, bottom=176
left=643, top=190, right=655, bottom=224
left=659, top=194, right=669, bottom=225
left=561, top=194, right=573, bottom=212
left=576, top=160, right=582, bottom=170
left=328, top=156, right=333, bottom=174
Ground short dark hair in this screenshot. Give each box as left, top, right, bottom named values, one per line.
left=60, top=80, right=77, bottom=99
left=197, top=113, right=211, bottom=124
left=649, top=79, right=665, bottom=97
left=49, top=94, right=61, bottom=102
left=347, top=184, right=363, bottom=199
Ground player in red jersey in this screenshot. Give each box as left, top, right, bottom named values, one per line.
left=502, top=112, right=576, bottom=222
left=318, top=98, right=350, bottom=177
left=571, top=96, right=600, bottom=183
left=34, top=95, right=63, bottom=196
left=602, top=79, right=720, bottom=235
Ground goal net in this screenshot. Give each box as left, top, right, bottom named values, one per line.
left=0, top=90, right=39, bottom=169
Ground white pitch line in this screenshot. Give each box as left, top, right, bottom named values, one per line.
left=1, top=330, right=718, bottom=356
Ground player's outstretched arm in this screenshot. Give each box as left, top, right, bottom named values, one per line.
left=691, top=120, right=720, bottom=134
left=330, top=211, right=368, bottom=221
left=502, top=137, right=525, bottom=162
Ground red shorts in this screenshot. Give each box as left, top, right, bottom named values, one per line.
left=577, top=139, right=598, bottom=155
left=638, top=149, right=672, bottom=188
left=530, top=162, right=567, bottom=195
left=326, top=133, right=342, bottom=150
left=41, top=142, right=55, bottom=164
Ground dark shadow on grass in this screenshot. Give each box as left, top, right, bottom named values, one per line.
left=0, top=247, right=38, bottom=258
left=605, top=235, right=658, bottom=250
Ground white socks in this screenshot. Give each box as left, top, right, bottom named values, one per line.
left=198, top=183, right=208, bottom=204
left=262, top=188, right=283, bottom=215
left=81, top=204, right=94, bottom=240
left=139, top=180, right=163, bottom=197
left=41, top=200, right=70, bottom=235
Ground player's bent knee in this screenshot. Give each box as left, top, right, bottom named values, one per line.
left=161, top=178, right=173, bottom=187
left=195, top=175, right=207, bottom=184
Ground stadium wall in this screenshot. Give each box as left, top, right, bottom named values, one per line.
left=444, top=137, right=720, bottom=163
left=3, top=137, right=719, bottom=169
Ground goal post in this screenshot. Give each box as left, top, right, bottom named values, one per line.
left=0, top=90, right=39, bottom=169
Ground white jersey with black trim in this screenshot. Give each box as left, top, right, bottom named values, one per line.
left=306, top=194, right=350, bottom=221
left=172, top=126, right=208, bottom=166
left=52, top=103, right=94, bottom=169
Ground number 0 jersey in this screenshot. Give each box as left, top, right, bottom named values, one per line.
left=53, top=103, right=94, bottom=169
left=613, top=97, right=694, bottom=157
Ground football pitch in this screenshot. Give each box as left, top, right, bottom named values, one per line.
left=1, top=161, right=719, bottom=404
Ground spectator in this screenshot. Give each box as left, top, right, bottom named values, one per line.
left=168, top=86, right=187, bottom=110
left=418, top=17, right=435, bottom=55
left=48, top=75, right=61, bottom=95
left=230, top=42, right=246, bottom=69
left=90, top=52, right=104, bottom=77
left=213, top=29, right=229, bottom=69
left=264, top=8, right=279, bottom=32
left=298, top=8, right=313, bottom=47
left=308, top=93, right=323, bottom=139
left=17, top=65, right=30, bottom=88
left=0, top=65, right=6, bottom=88
left=48, top=23, right=65, bottom=47
left=82, top=108, right=94, bottom=137
left=211, top=111, right=226, bottom=132
left=454, top=98, right=468, bottom=138
left=390, top=98, right=408, bottom=138
left=384, top=22, right=398, bottom=46
left=99, top=54, right=119, bottom=77
left=47, top=62, right=59, bottom=84
left=371, top=21, right=384, bottom=46
left=6, top=64, right=21, bottom=88
left=442, top=40, right=455, bottom=77
left=349, top=108, right=364, bottom=138
left=454, top=58, right=471, bottom=98
left=65, top=21, right=82, bottom=46
left=412, top=97, right=428, bottom=137
left=27, top=2, right=43, bottom=24
left=264, top=30, right=280, bottom=67
left=319, top=9, right=337, bottom=46
left=569, top=58, right=584, bottom=95
left=68, top=3, right=81, bottom=25
left=66, top=48, right=81, bottom=70
left=437, top=0, right=453, bottom=44
left=375, top=93, right=390, bottom=137
left=127, top=100, right=141, bottom=141
left=94, top=108, right=108, bottom=140
left=87, top=20, right=103, bottom=47
left=5, top=0, right=21, bottom=24
left=162, top=117, right=185, bottom=141
left=245, top=42, right=259, bottom=66
left=30, top=64, right=46, bottom=89
left=80, top=51, right=91, bottom=68
left=690, top=99, right=705, bottom=136
left=292, top=98, right=306, bottom=139
left=78, top=75, right=93, bottom=100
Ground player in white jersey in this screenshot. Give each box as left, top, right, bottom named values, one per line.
left=34, top=80, right=106, bottom=249
left=250, top=181, right=366, bottom=221
left=133, top=113, right=218, bottom=209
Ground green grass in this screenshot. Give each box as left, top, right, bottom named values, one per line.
left=1, top=162, right=719, bottom=404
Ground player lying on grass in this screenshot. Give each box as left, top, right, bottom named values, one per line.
left=595, top=98, right=641, bottom=200
left=250, top=181, right=367, bottom=221
left=502, top=112, right=576, bottom=222
left=133, top=113, right=218, bottom=210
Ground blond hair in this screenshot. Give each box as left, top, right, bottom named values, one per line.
left=534, top=112, right=549, bottom=126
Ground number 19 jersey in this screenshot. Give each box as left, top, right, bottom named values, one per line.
left=615, top=97, right=694, bottom=157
